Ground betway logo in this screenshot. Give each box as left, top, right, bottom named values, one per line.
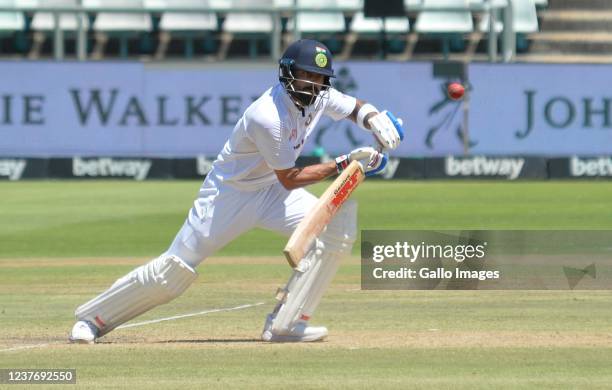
left=570, top=157, right=612, bottom=177
left=73, top=157, right=152, bottom=180
left=445, top=156, right=525, bottom=180
left=0, top=159, right=26, bottom=180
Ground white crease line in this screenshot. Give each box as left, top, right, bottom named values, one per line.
left=0, top=302, right=265, bottom=352
left=0, top=343, right=52, bottom=353
left=116, top=302, right=265, bottom=330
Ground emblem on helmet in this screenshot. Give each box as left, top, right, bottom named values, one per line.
left=315, top=53, right=328, bottom=68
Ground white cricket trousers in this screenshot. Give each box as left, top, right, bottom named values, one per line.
left=166, top=173, right=318, bottom=268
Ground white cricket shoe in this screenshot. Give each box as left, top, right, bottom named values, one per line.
left=261, top=314, right=328, bottom=342
left=69, top=320, right=99, bottom=344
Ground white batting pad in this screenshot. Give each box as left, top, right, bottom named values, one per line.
left=270, top=201, right=357, bottom=334
left=319, top=200, right=358, bottom=254
left=75, top=255, right=197, bottom=336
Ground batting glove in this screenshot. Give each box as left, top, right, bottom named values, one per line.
left=335, top=146, right=388, bottom=177
left=367, top=111, right=405, bottom=150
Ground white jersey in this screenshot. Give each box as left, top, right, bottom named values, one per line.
left=208, top=83, right=357, bottom=191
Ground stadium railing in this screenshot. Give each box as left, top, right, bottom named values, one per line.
left=0, top=0, right=519, bottom=62
left=152, top=0, right=218, bottom=60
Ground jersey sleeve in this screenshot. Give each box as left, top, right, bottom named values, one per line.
left=246, top=117, right=296, bottom=171
left=323, top=88, right=357, bottom=121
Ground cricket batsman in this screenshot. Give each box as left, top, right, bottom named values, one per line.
left=70, top=39, right=404, bottom=343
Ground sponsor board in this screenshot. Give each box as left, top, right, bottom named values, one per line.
left=174, top=156, right=215, bottom=178
left=446, top=156, right=526, bottom=180
left=549, top=156, right=612, bottom=179
left=424, top=156, right=547, bottom=180
left=2, top=62, right=612, bottom=158
left=72, top=157, right=152, bottom=180
left=48, top=157, right=173, bottom=180
left=0, top=159, right=27, bottom=180
left=570, top=156, right=612, bottom=177
left=0, top=158, right=47, bottom=180
left=470, top=63, right=612, bottom=156
left=368, top=158, right=423, bottom=180
left=3, top=156, right=612, bottom=180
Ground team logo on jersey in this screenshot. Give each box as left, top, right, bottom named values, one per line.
left=315, top=53, right=328, bottom=68
left=289, top=128, right=297, bottom=141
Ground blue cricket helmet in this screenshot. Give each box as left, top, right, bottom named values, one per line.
left=280, top=39, right=334, bottom=78
left=279, top=39, right=335, bottom=108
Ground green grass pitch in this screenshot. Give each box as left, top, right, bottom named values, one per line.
left=1, top=180, right=612, bottom=389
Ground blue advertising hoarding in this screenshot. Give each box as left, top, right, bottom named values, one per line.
left=1, top=62, right=611, bottom=157
left=469, top=63, right=612, bottom=155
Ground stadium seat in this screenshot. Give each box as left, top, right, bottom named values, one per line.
left=29, top=0, right=89, bottom=58
left=470, top=0, right=505, bottom=33
left=477, top=0, right=538, bottom=52
left=344, top=9, right=410, bottom=58
left=84, top=0, right=153, bottom=59
left=15, top=0, right=36, bottom=7
left=0, top=0, right=26, bottom=49
left=285, top=0, right=346, bottom=53
left=290, top=0, right=346, bottom=34
left=0, top=0, right=24, bottom=29
left=415, top=0, right=473, bottom=33
left=348, top=0, right=408, bottom=33
left=222, top=2, right=273, bottom=34
left=414, top=0, right=474, bottom=59
left=404, top=0, right=423, bottom=10
left=148, top=0, right=218, bottom=59
left=30, top=0, right=88, bottom=31
left=533, top=0, right=547, bottom=8
left=350, top=12, right=410, bottom=34
left=219, top=0, right=277, bottom=59
left=478, top=0, right=538, bottom=34
left=334, top=0, right=361, bottom=11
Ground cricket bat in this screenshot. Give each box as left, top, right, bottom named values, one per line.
left=283, top=160, right=365, bottom=268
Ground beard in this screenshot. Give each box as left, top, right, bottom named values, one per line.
left=291, top=90, right=316, bottom=107
left=290, top=85, right=323, bottom=107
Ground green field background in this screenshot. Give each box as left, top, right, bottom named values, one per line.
left=3, top=180, right=612, bottom=258
left=1, top=180, right=612, bottom=389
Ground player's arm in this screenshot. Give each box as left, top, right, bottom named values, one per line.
left=275, top=146, right=387, bottom=190
left=274, top=162, right=337, bottom=190
left=347, top=99, right=405, bottom=150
